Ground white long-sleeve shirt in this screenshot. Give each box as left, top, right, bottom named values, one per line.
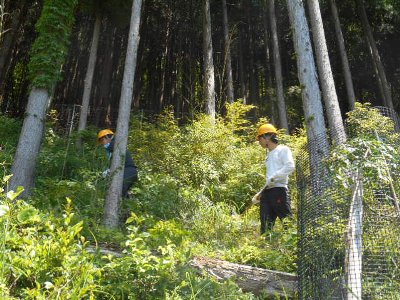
left=265, top=144, right=295, bottom=189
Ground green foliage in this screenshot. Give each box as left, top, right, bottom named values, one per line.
left=99, top=213, right=254, bottom=299
left=346, top=102, right=399, bottom=141
left=1, top=102, right=302, bottom=298
left=1, top=176, right=256, bottom=299
left=128, top=173, right=184, bottom=219
left=0, top=115, right=22, bottom=173
left=224, top=100, right=256, bottom=134
left=125, top=104, right=301, bottom=274
left=221, top=215, right=298, bottom=273
left=330, top=103, right=400, bottom=191
left=28, top=0, right=78, bottom=90
left=130, top=103, right=266, bottom=214
left=311, top=103, right=400, bottom=298
left=0, top=186, right=101, bottom=298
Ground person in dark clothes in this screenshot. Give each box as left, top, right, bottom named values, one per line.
left=97, top=129, right=138, bottom=198
left=252, top=124, right=295, bottom=234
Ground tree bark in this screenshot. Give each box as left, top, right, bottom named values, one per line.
left=7, top=0, right=76, bottom=196
left=9, top=88, right=49, bottom=195
left=269, top=0, right=288, bottom=131
left=0, top=3, right=20, bottom=75
left=246, top=5, right=258, bottom=105
left=104, top=0, right=142, bottom=228
left=262, top=8, right=277, bottom=125
left=95, top=23, right=116, bottom=127
left=0, top=1, right=29, bottom=94
left=357, top=0, right=394, bottom=111
left=202, top=0, right=216, bottom=120
left=329, top=0, right=356, bottom=110
left=221, top=0, right=234, bottom=103
left=286, top=0, right=329, bottom=181
left=307, top=0, right=346, bottom=145
left=159, top=20, right=171, bottom=112
left=191, top=257, right=297, bottom=297
left=0, top=0, right=7, bottom=40
left=238, top=29, right=247, bottom=104
left=78, top=13, right=101, bottom=133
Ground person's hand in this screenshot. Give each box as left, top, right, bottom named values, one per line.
left=251, top=191, right=261, bottom=204
left=102, top=169, right=110, bottom=178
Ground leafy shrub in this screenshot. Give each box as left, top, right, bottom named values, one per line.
left=130, top=103, right=267, bottom=213
left=0, top=115, right=22, bottom=173
left=99, top=213, right=254, bottom=299
left=0, top=114, right=22, bottom=142
left=1, top=101, right=302, bottom=299
left=346, top=102, right=399, bottom=142
left=0, top=186, right=101, bottom=299
left=312, top=103, right=400, bottom=298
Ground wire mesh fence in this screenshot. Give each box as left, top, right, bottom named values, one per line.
left=375, top=105, right=400, bottom=131
left=297, top=106, right=400, bottom=300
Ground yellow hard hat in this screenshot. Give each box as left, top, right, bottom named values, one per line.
left=256, top=124, right=277, bottom=140
left=97, top=129, right=114, bottom=142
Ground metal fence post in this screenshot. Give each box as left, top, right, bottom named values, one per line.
left=345, top=170, right=363, bottom=300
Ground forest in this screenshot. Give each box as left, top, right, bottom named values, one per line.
left=1, top=0, right=400, bottom=299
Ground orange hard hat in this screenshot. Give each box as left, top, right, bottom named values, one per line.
left=97, top=129, right=114, bottom=143
left=256, top=124, right=277, bottom=140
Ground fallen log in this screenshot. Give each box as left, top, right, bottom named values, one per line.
left=88, top=246, right=298, bottom=297
left=190, top=256, right=298, bottom=298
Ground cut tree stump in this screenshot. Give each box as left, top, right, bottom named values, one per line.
left=190, top=256, right=298, bottom=297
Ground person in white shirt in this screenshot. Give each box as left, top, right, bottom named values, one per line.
left=252, top=124, right=295, bottom=234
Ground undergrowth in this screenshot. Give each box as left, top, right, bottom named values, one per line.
left=0, top=103, right=299, bottom=298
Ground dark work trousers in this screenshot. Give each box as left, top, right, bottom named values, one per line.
left=260, top=187, right=291, bottom=234
left=122, top=167, right=138, bottom=198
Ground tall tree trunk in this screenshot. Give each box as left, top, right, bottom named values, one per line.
left=95, top=24, right=116, bottom=127
left=159, top=21, right=171, bottom=111
left=77, top=13, right=101, bottom=133
left=269, top=0, right=288, bottom=131
left=0, top=1, right=29, bottom=95
left=238, top=31, right=247, bottom=103
left=132, top=32, right=145, bottom=109
left=246, top=5, right=258, bottom=105
left=286, top=0, right=329, bottom=178
left=262, top=8, right=277, bottom=125
left=307, top=0, right=346, bottom=144
left=187, top=30, right=196, bottom=117
left=9, top=88, right=48, bottom=195
left=0, top=1, right=29, bottom=107
left=329, top=0, right=356, bottom=110
left=202, top=0, right=216, bottom=120
left=104, top=0, right=142, bottom=228
left=221, top=0, right=234, bottom=103
left=0, top=0, right=7, bottom=39
left=9, top=0, right=77, bottom=196
left=357, top=0, right=394, bottom=111
left=108, top=32, right=129, bottom=125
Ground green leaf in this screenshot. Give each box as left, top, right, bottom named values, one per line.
left=2, top=174, right=13, bottom=183
left=6, top=186, right=24, bottom=201
left=0, top=205, right=9, bottom=217
left=17, top=207, right=40, bottom=223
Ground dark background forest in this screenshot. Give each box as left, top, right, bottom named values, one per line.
left=1, top=0, right=400, bottom=129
